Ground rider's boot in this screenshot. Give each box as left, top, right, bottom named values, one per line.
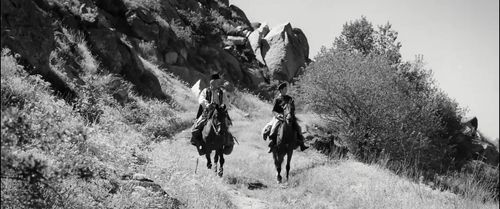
left=262, top=130, right=269, bottom=141
left=298, top=133, right=309, bottom=151
left=192, top=132, right=205, bottom=155
left=268, top=134, right=276, bottom=153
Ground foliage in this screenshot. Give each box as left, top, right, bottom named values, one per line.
left=168, top=18, right=194, bottom=46
left=178, top=9, right=223, bottom=46
left=122, top=0, right=162, bottom=11
left=137, top=40, right=159, bottom=64
left=333, top=16, right=402, bottom=64
left=334, top=16, right=375, bottom=55
left=47, top=0, right=98, bottom=22
left=295, top=49, right=462, bottom=173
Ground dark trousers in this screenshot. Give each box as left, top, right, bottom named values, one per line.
left=191, top=108, right=212, bottom=146
left=269, top=120, right=306, bottom=147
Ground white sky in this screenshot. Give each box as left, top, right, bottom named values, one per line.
left=231, top=0, right=499, bottom=139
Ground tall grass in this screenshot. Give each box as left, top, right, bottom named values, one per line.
left=0, top=25, right=196, bottom=207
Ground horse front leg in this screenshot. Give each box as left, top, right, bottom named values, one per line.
left=213, top=150, right=219, bottom=174
left=286, top=150, right=293, bottom=181
left=205, top=151, right=212, bottom=169
left=217, top=149, right=224, bottom=177
left=274, top=152, right=283, bottom=183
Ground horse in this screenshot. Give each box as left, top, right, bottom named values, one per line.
left=201, top=105, right=231, bottom=177
left=272, top=102, right=297, bottom=183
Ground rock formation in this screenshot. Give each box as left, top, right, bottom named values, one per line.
left=0, top=0, right=310, bottom=101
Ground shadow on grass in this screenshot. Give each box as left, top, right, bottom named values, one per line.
left=224, top=174, right=268, bottom=190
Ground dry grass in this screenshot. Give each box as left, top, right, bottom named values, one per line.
left=140, top=91, right=498, bottom=209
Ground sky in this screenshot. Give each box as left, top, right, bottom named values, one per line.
left=231, top=0, right=499, bottom=139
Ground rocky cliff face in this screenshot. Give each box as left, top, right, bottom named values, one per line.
left=1, top=0, right=310, bottom=100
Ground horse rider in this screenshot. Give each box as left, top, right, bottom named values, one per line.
left=263, top=82, right=308, bottom=153
left=190, top=73, right=229, bottom=155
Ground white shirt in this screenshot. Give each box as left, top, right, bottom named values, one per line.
left=198, top=87, right=227, bottom=108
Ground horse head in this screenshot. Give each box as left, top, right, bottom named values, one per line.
left=283, top=100, right=295, bottom=124
left=210, top=105, right=228, bottom=135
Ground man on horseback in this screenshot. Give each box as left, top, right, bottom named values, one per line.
left=190, top=73, right=230, bottom=155
left=263, top=82, right=308, bottom=153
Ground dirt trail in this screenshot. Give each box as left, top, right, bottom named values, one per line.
left=225, top=187, right=269, bottom=209
left=175, top=128, right=272, bottom=209
left=147, top=108, right=325, bottom=208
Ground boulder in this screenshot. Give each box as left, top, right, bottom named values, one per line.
left=164, top=51, right=178, bottom=64
left=247, top=23, right=270, bottom=65
left=168, top=0, right=200, bottom=12
left=217, top=48, right=244, bottom=83
left=227, top=36, right=246, bottom=46
left=126, top=8, right=159, bottom=41
left=246, top=68, right=266, bottom=87
left=167, top=65, right=208, bottom=86
left=156, top=1, right=181, bottom=22
left=251, top=22, right=261, bottom=30
left=449, top=117, right=499, bottom=169
left=262, top=23, right=309, bottom=81
left=219, top=0, right=229, bottom=6
left=95, top=0, right=128, bottom=16
left=292, top=28, right=309, bottom=61
left=180, top=48, right=188, bottom=60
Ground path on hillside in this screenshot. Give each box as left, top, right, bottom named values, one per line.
left=147, top=109, right=326, bottom=209
left=173, top=127, right=271, bottom=209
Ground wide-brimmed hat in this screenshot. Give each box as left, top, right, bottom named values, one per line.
left=278, top=82, right=287, bottom=90
left=210, top=73, right=220, bottom=80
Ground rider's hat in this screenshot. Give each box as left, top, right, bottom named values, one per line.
left=277, top=82, right=287, bottom=90
left=210, top=73, right=220, bottom=80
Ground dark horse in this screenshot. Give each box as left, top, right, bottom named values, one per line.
left=272, top=102, right=297, bottom=183
left=202, top=106, right=230, bottom=177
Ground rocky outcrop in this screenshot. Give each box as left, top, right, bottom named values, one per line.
left=87, top=28, right=168, bottom=100
left=1, top=0, right=310, bottom=102
left=449, top=117, right=499, bottom=169
left=248, top=23, right=270, bottom=65
left=261, top=23, right=309, bottom=81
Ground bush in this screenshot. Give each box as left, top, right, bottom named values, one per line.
left=1, top=48, right=95, bottom=208
left=137, top=40, right=159, bottom=64
left=169, top=18, right=194, bottom=46
left=295, top=50, right=460, bottom=173
left=178, top=9, right=223, bottom=45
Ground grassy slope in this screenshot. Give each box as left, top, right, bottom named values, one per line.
left=144, top=89, right=498, bottom=209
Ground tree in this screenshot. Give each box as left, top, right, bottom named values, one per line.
left=333, top=16, right=402, bottom=65
left=334, top=16, right=374, bottom=55
left=374, top=22, right=402, bottom=64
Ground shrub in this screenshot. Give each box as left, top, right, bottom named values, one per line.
left=169, top=18, right=194, bottom=46
left=137, top=40, right=159, bottom=64
left=178, top=9, right=223, bottom=45
left=295, top=50, right=460, bottom=173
